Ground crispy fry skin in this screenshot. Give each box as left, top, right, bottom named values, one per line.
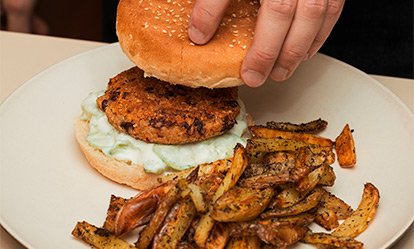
left=335, top=124, right=357, bottom=168
left=205, top=223, right=229, bottom=249
left=303, top=232, right=364, bottom=249
left=261, top=188, right=325, bottom=219
left=194, top=144, right=249, bottom=247
left=296, top=164, right=336, bottom=192
left=319, top=189, right=353, bottom=220
left=255, top=221, right=309, bottom=248
left=72, top=221, right=135, bottom=249
left=240, top=147, right=334, bottom=189
left=332, top=183, right=380, bottom=238
left=103, top=195, right=128, bottom=233
left=153, top=198, right=197, bottom=249
left=315, top=207, right=339, bottom=230
left=264, top=119, right=328, bottom=133
left=269, top=185, right=309, bottom=209
left=250, top=126, right=333, bottom=147
left=114, top=182, right=173, bottom=235
left=135, top=186, right=181, bottom=249
left=211, top=187, right=274, bottom=222
left=226, top=236, right=261, bottom=249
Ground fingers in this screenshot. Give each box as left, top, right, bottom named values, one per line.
left=241, top=0, right=298, bottom=87
left=270, top=0, right=328, bottom=81
left=242, top=0, right=344, bottom=86
left=306, top=0, right=345, bottom=58
left=189, top=0, right=344, bottom=87
left=188, top=0, right=231, bottom=44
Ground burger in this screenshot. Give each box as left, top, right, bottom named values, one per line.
left=75, top=0, right=260, bottom=190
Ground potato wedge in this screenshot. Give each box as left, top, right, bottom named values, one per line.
left=296, top=165, right=335, bottom=193
left=161, top=158, right=232, bottom=182
left=332, top=183, right=380, bottom=238
left=256, top=222, right=309, bottom=247
left=72, top=221, right=134, bottom=249
left=246, top=138, right=332, bottom=157
left=270, top=213, right=315, bottom=227
left=264, top=119, right=328, bottom=133
left=302, top=232, right=363, bottom=249
left=211, top=187, right=274, bottom=222
left=318, top=164, right=336, bottom=186
left=194, top=144, right=249, bottom=247
left=226, top=236, right=261, bottom=249
left=135, top=186, right=181, bottom=249
left=261, top=188, right=324, bottom=219
left=188, top=183, right=207, bottom=213
left=269, top=185, right=307, bottom=209
left=205, top=223, right=229, bottom=249
left=153, top=198, right=197, bottom=249
left=335, top=124, right=357, bottom=168
left=212, top=144, right=249, bottom=202
left=320, top=189, right=353, bottom=220
left=315, top=207, right=339, bottom=230
left=250, top=126, right=333, bottom=147
left=193, top=214, right=216, bottom=248
left=114, top=182, right=173, bottom=235
left=103, top=195, right=128, bottom=233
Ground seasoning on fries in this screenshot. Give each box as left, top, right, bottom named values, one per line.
left=72, top=119, right=379, bottom=248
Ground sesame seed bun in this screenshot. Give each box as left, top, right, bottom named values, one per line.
left=116, top=0, right=259, bottom=88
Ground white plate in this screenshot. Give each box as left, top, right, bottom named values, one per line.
left=0, top=43, right=413, bottom=249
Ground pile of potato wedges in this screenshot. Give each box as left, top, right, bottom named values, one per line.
left=72, top=119, right=379, bottom=249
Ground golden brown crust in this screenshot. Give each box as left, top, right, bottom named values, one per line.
left=96, top=67, right=240, bottom=144
left=116, top=0, right=259, bottom=88
left=74, top=118, right=162, bottom=190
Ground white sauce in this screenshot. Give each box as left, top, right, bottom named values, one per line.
left=80, top=91, right=247, bottom=173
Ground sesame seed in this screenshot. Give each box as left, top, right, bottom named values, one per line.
left=229, top=44, right=234, bottom=48
left=190, top=42, right=195, bottom=46
left=232, top=24, right=237, bottom=28
left=232, top=13, right=237, bottom=18
left=242, top=45, right=247, bottom=49
left=162, top=29, right=167, bottom=33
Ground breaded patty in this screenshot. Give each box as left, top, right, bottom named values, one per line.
left=97, top=67, right=240, bottom=144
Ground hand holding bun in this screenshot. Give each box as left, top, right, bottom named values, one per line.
left=189, top=0, right=345, bottom=87
left=116, top=0, right=259, bottom=88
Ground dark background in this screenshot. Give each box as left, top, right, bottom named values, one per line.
left=3, top=0, right=412, bottom=78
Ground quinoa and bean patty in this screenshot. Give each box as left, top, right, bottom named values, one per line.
left=97, top=67, right=240, bottom=144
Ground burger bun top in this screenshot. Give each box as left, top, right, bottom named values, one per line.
left=116, top=0, right=259, bottom=88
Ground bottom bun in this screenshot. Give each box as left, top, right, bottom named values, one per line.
left=75, top=118, right=164, bottom=190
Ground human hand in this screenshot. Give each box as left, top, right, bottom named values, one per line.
left=188, top=0, right=344, bottom=87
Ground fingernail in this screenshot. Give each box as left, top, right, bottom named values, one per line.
left=243, top=70, right=265, bottom=87
left=188, top=24, right=207, bottom=44
left=271, top=67, right=289, bottom=81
